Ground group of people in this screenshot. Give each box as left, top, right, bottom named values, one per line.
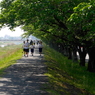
left=22, top=39, right=43, bottom=57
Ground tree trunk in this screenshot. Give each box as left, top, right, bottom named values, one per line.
left=63, top=46, right=68, bottom=56
left=78, top=46, right=86, bottom=66
left=87, top=47, right=95, bottom=72
left=68, top=47, right=72, bottom=59
left=72, top=46, right=78, bottom=62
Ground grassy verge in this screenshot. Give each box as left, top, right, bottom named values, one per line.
left=0, top=45, right=22, bottom=75
left=43, top=45, right=95, bottom=95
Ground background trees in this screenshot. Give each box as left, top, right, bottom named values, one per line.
left=68, top=1, right=95, bottom=72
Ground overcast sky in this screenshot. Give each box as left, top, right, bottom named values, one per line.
left=0, top=27, right=24, bottom=37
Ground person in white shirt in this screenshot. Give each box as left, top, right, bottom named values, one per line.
left=38, top=41, right=43, bottom=56
left=30, top=43, right=35, bottom=56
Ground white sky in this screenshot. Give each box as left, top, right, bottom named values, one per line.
left=0, top=0, right=2, bottom=2
left=0, top=27, right=24, bottom=37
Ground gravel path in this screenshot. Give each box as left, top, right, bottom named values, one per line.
left=0, top=46, right=48, bottom=95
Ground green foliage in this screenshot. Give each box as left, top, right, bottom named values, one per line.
left=68, top=2, right=95, bottom=43
left=0, top=0, right=89, bottom=43
left=1, top=0, right=95, bottom=72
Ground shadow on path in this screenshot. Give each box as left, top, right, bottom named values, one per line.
left=0, top=46, right=48, bottom=95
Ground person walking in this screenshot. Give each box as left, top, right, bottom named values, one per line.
left=37, top=40, right=39, bottom=45
left=30, top=40, right=33, bottom=45
left=22, top=41, right=26, bottom=56
left=38, top=41, right=43, bottom=56
left=30, top=43, right=35, bottom=56
left=24, top=39, right=30, bottom=57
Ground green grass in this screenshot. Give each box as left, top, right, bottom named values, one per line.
left=0, top=45, right=23, bottom=75
left=43, top=45, right=95, bottom=95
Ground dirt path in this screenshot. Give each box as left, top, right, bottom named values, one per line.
left=0, top=45, right=48, bottom=95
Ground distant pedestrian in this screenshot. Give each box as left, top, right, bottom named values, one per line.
left=30, top=40, right=33, bottom=45
left=38, top=41, right=43, bottom=56
left=22, top=41, right=26, bottom=56
left=37, top=40, right=39, bottom=45
left=33, top=40, right=35, bottom=45
left=30, top=43, right=35, bottom=56
left=24, top=39, right=30, bottom=57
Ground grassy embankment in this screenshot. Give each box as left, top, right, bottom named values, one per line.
left=44, top=45, right=95, bottom=95
left=0, top=44, right=22, bottom=75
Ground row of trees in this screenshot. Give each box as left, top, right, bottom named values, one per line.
left=0, top=0, right=95, bottom=72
